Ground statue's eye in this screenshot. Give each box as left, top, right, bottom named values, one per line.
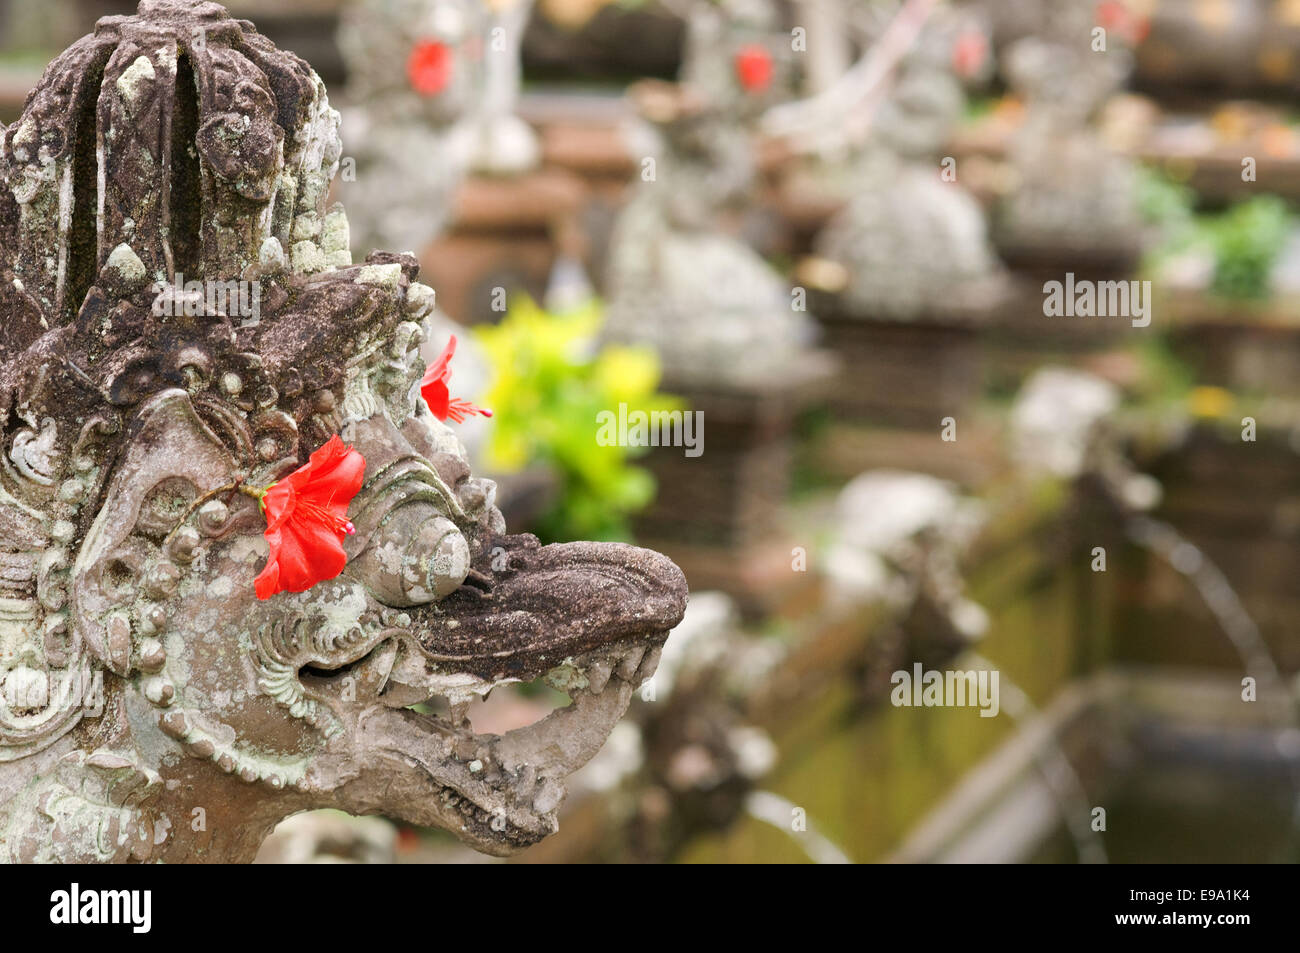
left=137, top=477, right=199, bottom=540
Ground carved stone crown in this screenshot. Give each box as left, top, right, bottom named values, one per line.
left=0, top=0, right=415, bottom=764
left=1, top=0, right=351, bottom=333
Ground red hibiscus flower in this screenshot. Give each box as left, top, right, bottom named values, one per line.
left=253, top=435, right=366, bottom=600
left=407, top=39, right=453, bottom=97
left=951, top=31, right=987, bottom=80
left=420, top=335, right=492, bottom=424
left=734, top=44, right=774, bottom=93
left=1096, top=1, right=1149, bottom=44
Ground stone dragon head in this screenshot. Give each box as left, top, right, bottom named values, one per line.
left=0, top=0, right=687, bottom=863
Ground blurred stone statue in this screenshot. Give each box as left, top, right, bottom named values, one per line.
left=338, top=0, right=544, bottom=258
left=603, top=0, right=817, bottom=387
left=824, top=470, right=990, bottom=702
left=812, top=1, right=1005, bottom=319
left=338, top=0, right=487, bottom=255
left=993, top=0, right=1146, bottom=261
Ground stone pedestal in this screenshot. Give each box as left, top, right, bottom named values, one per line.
left=632, top=355, right=834, bottom=616
left=803, top=285, right=1003, bottom=485
left=811, top=296, right=987, bottom=428
left=1163, top=288, right=1300, bottom=398
left=983, top=269, right=1144, bottom=396
left=812, top=419, right=1004, bottom=489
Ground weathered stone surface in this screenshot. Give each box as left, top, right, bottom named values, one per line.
left=0, top=0, right=687, bottom=863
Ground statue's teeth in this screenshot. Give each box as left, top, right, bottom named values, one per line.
left=616, top=647, right=645, bottom=681
left=638, top=646, right=663, bottom=682
left=585, top=659, right=612, bottom=694
left=514, top=764, right=537, bottom=796
left=532, top=779, right=564, bottom=815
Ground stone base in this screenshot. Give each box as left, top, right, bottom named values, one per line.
left=633, top=355, right=833, bottom=549
left=801, top=281, right=1009, bottom=437
left=811, top=419, right=1003, bottom=488
left=983, top=273, right=1148, bottom=394
left=811, top=304, right=987, bottom=430
left=1164, top=288, right=1300, bottom=398
left=631, top=356, right=833, bottom=612
left=994, top=235, right=1143, bottom=287
left=637, top=433, right=791, bottom=550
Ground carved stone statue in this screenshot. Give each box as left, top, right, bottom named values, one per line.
left=674, top=0, right=791, bottom=118
left=825, top=469, right=989, bottom=698
left=0, top=0, right=686, bottom=863
left=1010, top=366, right=1161, bottom=513
left=603, top=0, right=815, bottom=388
left=337, top=0, right=487, bottom=255
left=812, top=2, right=1005, bottom=320
left=993, top=0, right=1143, bottom=263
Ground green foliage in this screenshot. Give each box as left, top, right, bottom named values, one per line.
left=1136, top=166, right=1200, bottom=282
left=1205, top=195, right=1292, bottom=301
left=962, top=95, right=998, bottom=122
left=474, top=296, right=683, bottom=543
left=1135, top=165, right=1196, bottom=234
left=1132, top=333, right=1196, bottom=403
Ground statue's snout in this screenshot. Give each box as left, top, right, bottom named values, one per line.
left=349, top=500, right=470, bottom=606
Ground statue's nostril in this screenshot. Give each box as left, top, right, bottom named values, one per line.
left=403, top=514, right=469, bottom=602
left=356, top=508, right=470, bottom=607
left=458, top=481, right=486, bottom=512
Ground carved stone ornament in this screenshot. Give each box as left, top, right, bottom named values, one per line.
left=0, top=0, right=687, bottom=863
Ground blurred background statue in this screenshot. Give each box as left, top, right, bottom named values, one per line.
left=338, top=0, right=487, bottom=256
left=810, top=0, right=1005, bottom=320
left=993, top=0, right=1146, bottom=266
left=603, top=0, right=815, bottom=388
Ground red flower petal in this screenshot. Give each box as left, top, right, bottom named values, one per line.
left=734, top=44, right=774, bottom=93
left=254, top=435, right=366, bottom=600
left=951, top=32, right=987, bottom=79
left=294, top=434, right=366, bottom=514
left=420, top=335, right=492, bottom=423
left=407, top=39, right=453, bottom=97
left=1096, top=1, right=1147, bottom=43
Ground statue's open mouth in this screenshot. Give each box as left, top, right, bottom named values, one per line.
left=311, top=535, right=686, bottom=853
